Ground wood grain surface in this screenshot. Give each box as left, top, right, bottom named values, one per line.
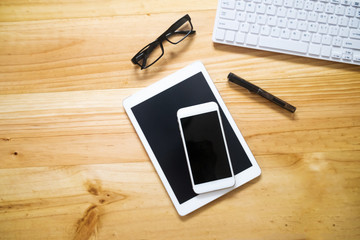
left=1, top=0, right=360, bottom=239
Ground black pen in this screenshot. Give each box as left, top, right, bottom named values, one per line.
left=228, top=73, right=296, bottom=113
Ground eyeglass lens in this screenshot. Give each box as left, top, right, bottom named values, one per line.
left=136, top=41, right=164, bottom=69
left=165, top=19, right=193, bottom=44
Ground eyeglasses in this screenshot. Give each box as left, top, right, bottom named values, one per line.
left=131, top=14, right=196, bottom=70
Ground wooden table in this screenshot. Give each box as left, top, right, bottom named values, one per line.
left=1, top=1, right=359, bottom=239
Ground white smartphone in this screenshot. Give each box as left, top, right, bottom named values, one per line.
left=177, top=101, right=235, bottom=194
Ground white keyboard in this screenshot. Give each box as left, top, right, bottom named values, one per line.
left=213, top=0, right=360, bottom=65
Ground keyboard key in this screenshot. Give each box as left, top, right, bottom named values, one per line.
left=308, top=12, right=318, bottom=22
left=215, top=29, right=226, bottom=40
left=345, top=7, right=356, bottom=16
left=221, top=0, right=235, bottom=9
left=341, top=0, right=351, bottom=6
left=297, top=10, right=307, bottom=20
left=321, top=46, right=332, bottom=57
left=287, top=8, right=297, bottom=18
left=284, top=0, right=294, bottom=8
left=247, top=13, right=257, bottom=23
left=259, top=36, right=308, bottom=53
left=349, top=18, right=360, bottom=28
left=294, top=0, right=304, bottom=9
left=329, top=26, right=339, bottom=35
left=332, top=49, right=342, bottom=58
left=308, top=22, right=318, bottom=32
left=277, top=7, right=287, bottom=17
left=335, top=5, right=346, bottom=15
left=261, top=25, right=271, bottom=35
left=338, top=16, right=350, bottom=26
left=218, top=19, right=239, bottom=30
left=298, top=21, right=308, bottom=31
left=325, top=3, right=336, bottom=13
left=354, top=54, right=360, bottom=62
left=235, top=32, right=245, bottom=43
left=274, top=0, right=284, bottom=6
left=257, top=15, right=267, bottom=25
left=342, top=53, right=352, bottom=60
left=250, top=24, right=261, bottom=34
left=350, top=29, right=360, bottom=39
left=328, top=15, right=338, bottom=24
left=268, top=16, right=278, bottom=26
left=343, top=50, right=354, bottom=60
left=220, top=10, right=236, bottom=20
left=352, top=1, right=360, bottom=7
left=225, top=31, right=236, bottom=42
left=309, top=44, right=321, bottom=55
left=278, top=18, right=288, bottom=28
left=256, top=4, right=267, bottom=14
left=304, top=1, right=314, bottom=10
left=343, top=50, right=353, bottom=55
left=281, top=28, right=291, bottom=38
left=271, top=27, right=281, bottom=37
left=267, top=5, right=277, bottom=15
left=343, top=39, right=360, bottom=50
left=246, top=2, right=256, bottom=12
left=356, top=8, right=360, bottom=17
left=240, top=22, right=250, bottom=32
left=301, top=32, right=311, bottom=42
left=312, top=34, right=322, bottom=43
left=315, top=2, right=325, bottom=12
left=333, top=37, right=343, bottom=46
left=291, top=30, right=301, bottom=40
left=246, top=34, right=259, bottom=45
left=319, top=24, right=329, bottom=34
left=236, top=1, right=246, bottom=10
left=237, top=12, right=246, bottom=22
left=322, top=35, right=333, bottom=45
left=318, top=13, right=328, bottom=23
left=339, top=27, right=349, bottom=37
left=288, top=19, right=298, bottom=29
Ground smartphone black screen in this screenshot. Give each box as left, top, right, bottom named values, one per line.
left=180, top=111, right=232, bottom=184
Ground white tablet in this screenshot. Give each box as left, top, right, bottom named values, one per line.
left=123, top=61, right=261, bottom=216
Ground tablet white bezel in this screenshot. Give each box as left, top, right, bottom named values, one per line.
left=123, top=61, right=261, bottom=216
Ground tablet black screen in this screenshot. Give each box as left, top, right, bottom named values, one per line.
left=131, top=72, right=252, bottom=204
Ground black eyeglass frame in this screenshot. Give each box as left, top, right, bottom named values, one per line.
left=131, top=14, right=196, bottom=70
